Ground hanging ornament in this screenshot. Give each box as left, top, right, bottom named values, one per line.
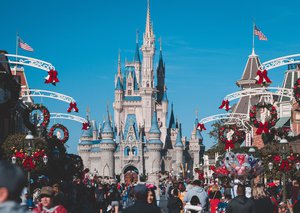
left=67, top=102, right=79, bottom=113
left=255, top=69, right=272, bottom=85
left=44, top=69, right=59, bottom=86
left=218, top=99, right=231, bottom=111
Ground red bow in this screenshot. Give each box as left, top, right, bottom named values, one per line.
left=67, top=102, right=79, bottom=113
left=15, top=151, right=25, bottom=159
left=45, top=69, right=59, bottom=86
left=256, top=70, right=272, bottom=85
left=197, top=123, right=206, bottom=131
left=82, top=122, right=90, bottom=130
left=273, top=155, right=281, bottom=163
left=225, top=140, right=234, bottom=150
left=23, top=157, right=36, bottom=171
left=33, top=150, right=45, bottom=161
left=256, top=122, right=269, bottom=135
left=219, top=100, right=230, bottom=111
left=279, top=160, right=290, bottom=172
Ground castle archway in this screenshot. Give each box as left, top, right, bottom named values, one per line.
left=123, top=165, right=139, bottom=184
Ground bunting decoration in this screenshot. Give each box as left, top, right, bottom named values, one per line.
left=197, top=123, right=206, bottom=131
left=45, top=69, right=59, bottom=86
left=67, top=102, right=79, bottom=113
left=255, top=70, right=272, bottom=85
left=249, top=103, right=277, bottom=135
left=218, top=99, right=230, bottom=111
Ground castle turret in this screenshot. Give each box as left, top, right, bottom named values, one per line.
left=141, top=0, right=155, bottom=131
left=99, top=109, right=115, bottom=178
left=113, top=52, right=124, bottom=135
left=189, top=117, right=202, bottom=170
left=147, top=111, right=163, bottom=184
left=156, top=40, right=165, bottom=103
left=174, top=123, right=184, bottom=175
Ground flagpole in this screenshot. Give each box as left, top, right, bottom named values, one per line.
left=252, top=20, right=255, bottom=55
left=15, top=32, right=19, bottom=75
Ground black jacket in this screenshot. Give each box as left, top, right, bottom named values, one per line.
left=226, top=195, right=255, bottom=213
left=252, top=197, right=274, bottom=213
left=123, top=200, right=161, bottom=213
left=167, top=196, right=183, bottom=213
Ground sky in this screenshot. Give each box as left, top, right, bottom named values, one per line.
left=2, top=0, right=300, bottom=154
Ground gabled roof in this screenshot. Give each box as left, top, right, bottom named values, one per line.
left=279, top=65, right=300, bottom=102
left=236, top=50, right=262, bottom=89
left=124, top=66, right=139, bottom=91
left=123, top=114, right=139, bottom=141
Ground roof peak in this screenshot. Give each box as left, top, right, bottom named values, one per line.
left=145, top=0, right=153, bottom=38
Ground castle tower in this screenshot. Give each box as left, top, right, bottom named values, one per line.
left=99, top=109, right=115, bottom=177
left=113, top=53, right=124, bottom=135
left=174, top=124, right=184, bottom=175
left=147, top=110, right=163, bottom=183
left=156, top=39, right=165, bottom=103
left=141, top=0, right=156, bottom=131
left=189, top=117, right=202, bottom=172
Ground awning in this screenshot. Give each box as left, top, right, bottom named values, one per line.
left=275, top=117, right=290, bottom=128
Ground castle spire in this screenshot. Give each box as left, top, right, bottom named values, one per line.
left=118, top=49, right=121, bottom=76
left=134, top=30, right=141, bottom=62
left=145, top=0, right=153, bottom=38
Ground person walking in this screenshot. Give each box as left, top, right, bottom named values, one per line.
left=123, top=184, right=161, bottom=213
left=167, top=188, right=183, bottom=213
left=226, top=184, right=255, bottom=213
left=33, top=186, right=68, bottom=213
left=252, top=184, right=274, bottom=213
left=183, top=180, right=209, bottom=212
left=0, top=161, right=30, bottom=213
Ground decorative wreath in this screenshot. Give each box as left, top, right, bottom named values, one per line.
left=48, top=123, right=69, bottom=144
left=219, top=125, right=240, bottom=150
left=23, top=104, right=50, bottom=133
left=293, top=78, right=300, bottom=103
left=0, top=74, right=21, bottom=112
left=249, top=103, right=277, bottom=135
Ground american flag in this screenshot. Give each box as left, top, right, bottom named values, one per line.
left=18, top=37, right=34, bottom=52
left=254, top=25, right=267, bottom=41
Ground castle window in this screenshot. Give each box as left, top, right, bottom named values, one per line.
left=128, top=82, right=132, bottom=87
left=124, top=146, right=130, bottom=156
left=132, top=146, right=138, bottom=156
left=128, top=90, right=132, bottom=95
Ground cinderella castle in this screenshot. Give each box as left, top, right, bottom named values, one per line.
left=78, top=1, right=203, bottom=183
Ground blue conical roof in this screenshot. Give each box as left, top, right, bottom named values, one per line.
left=162, top=91, right=168, bottom=102
left=115, top=76, right=123, bottom=90
left=169, top=103, right=176, bottom=129
left=174, top=128, right=184, bottom=147
left=134, top=42, right=140, bottom=62
left=102, top=110, right=113, bottom=133
left=149, top=111, right=161, bottom=134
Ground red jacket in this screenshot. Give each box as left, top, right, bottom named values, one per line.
left=33, top=203, right=68, bottom=213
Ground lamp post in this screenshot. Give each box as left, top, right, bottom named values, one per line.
left=280, top=138, right=289, bottom=202
left=25, top=131, right=34, bottom=206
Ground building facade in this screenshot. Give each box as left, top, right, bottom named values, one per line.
left=78, top=1, right=203, bottom=183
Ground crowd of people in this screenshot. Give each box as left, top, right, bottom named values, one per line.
left=2, top=160, right=300, bottom=213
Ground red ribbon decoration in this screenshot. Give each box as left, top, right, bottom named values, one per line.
left=23, top=156, right=36, bottom=171
left=279, top=159, right=290, bottom=172
left=45, top=69, right=59, bottom=86
left=225, top=140, right=234, bottom=150
left=219, top=100, right=230, bottom=111
left=197, top=123, right=206, bottom=131
left=256, top=70, right=272, bottom=85
left=256, top=122, right=269, bottom=135
left=67, top=102, right=79, bottom=113
left=82, top=122, right=90, bottom=130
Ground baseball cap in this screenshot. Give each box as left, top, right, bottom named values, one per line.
left=40, top=186, right=54, bottom=197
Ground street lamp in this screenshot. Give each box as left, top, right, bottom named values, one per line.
left=248, top=147, right=256, bottom=155
left=280, top=137, right=289, bottom=202
left=25, top=131, right=34, bottom=209
left=296, top=162, right=300, bottom=171
left=268, top=162, right=273, bottom=171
